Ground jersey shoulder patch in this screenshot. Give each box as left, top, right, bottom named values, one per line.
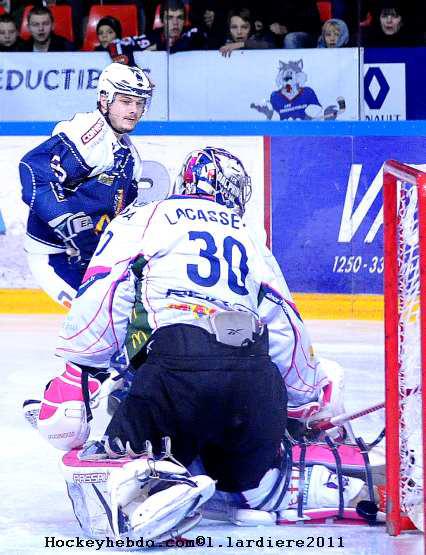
left=53, top=110, right=116, bottom=172
left=53, top=111, right=108, bottom=147
left=80, top=117, right=106, bottom=145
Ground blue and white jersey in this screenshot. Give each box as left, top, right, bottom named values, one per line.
left=20, top=109, right=143, bottom=255
left=57, top=195, right=326, bottom=406
left=270, top=87, right=321, bottom=120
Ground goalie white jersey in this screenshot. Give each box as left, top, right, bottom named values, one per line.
left=57, top=195, right=326, bottom=406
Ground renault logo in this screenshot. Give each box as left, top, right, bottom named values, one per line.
left=364, top=67, right=390, bottom=109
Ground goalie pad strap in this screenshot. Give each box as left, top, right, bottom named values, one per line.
left=325, top=436, right=344, bottom=519
left=297, top=442, right=307, bottom=518
left=368, top=428, right=385, bottom=449
left=254, top=436, right=292, bottom=511
left=81, top=370, right=93, bottom=423
left=270, top=437, right=294, bottom=512
left=355, top=436, right=375, bottom=503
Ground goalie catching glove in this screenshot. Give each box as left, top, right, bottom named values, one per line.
left=49, top=212, right=98, bottom=264
left=287, top=358, right=354, bottom=442
left=33, top=362, right=127, bottom=450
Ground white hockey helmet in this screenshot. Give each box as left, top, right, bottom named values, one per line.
left=97, top=62, right=154, bottom=116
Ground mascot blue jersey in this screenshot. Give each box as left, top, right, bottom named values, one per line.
left=270, top=87, right=321, bottom=120
left=19, top=109, right=143, bottom=255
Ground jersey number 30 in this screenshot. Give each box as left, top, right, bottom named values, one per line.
left=187, top=231, right=249, bottom=295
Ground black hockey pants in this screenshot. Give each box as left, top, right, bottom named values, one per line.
left=106, top=324, right=287, bottom=491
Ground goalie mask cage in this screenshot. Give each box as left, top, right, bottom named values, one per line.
left=383, top=160, right=426, bottom=536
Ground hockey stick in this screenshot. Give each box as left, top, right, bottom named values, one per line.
left=307, top=401, right=385, bottom=432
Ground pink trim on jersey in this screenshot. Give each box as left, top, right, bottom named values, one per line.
left=108, top=264, right=135, bottom=347
left=82, top=266, right=111, bottom=282
left=279, top=307, right=318, bottom=393
left=260, top=281, right=323, bottom=395
left=58, top=263, right=137, bottom=357
left=59, top=202, right=164, bottom=360
left=59, top=282, right=116, bottom=342
left=58, top=278, right=127, bottom=355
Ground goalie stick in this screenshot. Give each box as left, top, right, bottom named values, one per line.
left=307, top=401, right=385, bottom=432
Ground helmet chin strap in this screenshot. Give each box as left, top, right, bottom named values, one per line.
left=98, top=101, right=124, bottom=137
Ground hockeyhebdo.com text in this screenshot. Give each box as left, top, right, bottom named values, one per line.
left=1, top=69, right=101, bottom=91
left=44, top=535, right=345, bottom=549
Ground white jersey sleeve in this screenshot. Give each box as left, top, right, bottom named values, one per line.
left=253, top=239, right=328, bottom=406
left=56, top=202, right=154, bottom=367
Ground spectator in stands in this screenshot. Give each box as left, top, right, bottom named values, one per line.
left=95, top=15, right=122, bottom=51
left=21, top=5, right=75, bottom=51
left=191, top=1, right=227, bottom=49
left=107, top=0, right=206, bottom=63
left=361, top=0, right=423, bottom=47
left=0, top=13, right=24, bottom=51
left=219, top=7, right=277, bottom=57
left=268, top=0, right=322, bottom=49
left=149, top=0, right=206, bottom=52
left=317, top=18, right=350, bottom=47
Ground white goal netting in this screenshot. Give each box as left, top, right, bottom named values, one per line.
left=396, top=178, right=423, bottom=531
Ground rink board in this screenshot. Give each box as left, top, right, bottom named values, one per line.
left=1, top=121, right=426, bottom=317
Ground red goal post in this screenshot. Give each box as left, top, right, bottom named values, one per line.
left=383, top=160, right=426, bottom=536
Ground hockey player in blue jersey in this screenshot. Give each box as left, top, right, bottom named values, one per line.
left=19, top=62, right=154, bottom=308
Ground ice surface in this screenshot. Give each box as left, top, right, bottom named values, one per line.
left=0, top=315, right=423, bottom=554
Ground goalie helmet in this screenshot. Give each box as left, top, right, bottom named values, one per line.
left=175, top=147, right=252, bottom=215
left=97, top=62, right=154, bottom=116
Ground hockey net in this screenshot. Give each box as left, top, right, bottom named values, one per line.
left=383, top=160, right=426, bottom=536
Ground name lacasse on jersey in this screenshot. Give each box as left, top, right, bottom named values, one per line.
left=164, top=206, right=243, bottom=229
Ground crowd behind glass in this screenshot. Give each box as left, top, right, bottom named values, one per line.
left=0, top=0, right=425, bottom=55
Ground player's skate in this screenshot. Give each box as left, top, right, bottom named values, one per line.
left=61, top=438, right=215, bottom=541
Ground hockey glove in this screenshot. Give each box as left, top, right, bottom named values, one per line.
left=49, top=212, right=97, bottom=265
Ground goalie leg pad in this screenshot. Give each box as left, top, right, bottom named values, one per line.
left=292, top=442, right=385, bottom=484
left=240, top=464, right=365, bottom=512
left=61, top=451, right=215, bottom=540
left=122, top=473, right=215, bottom=540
